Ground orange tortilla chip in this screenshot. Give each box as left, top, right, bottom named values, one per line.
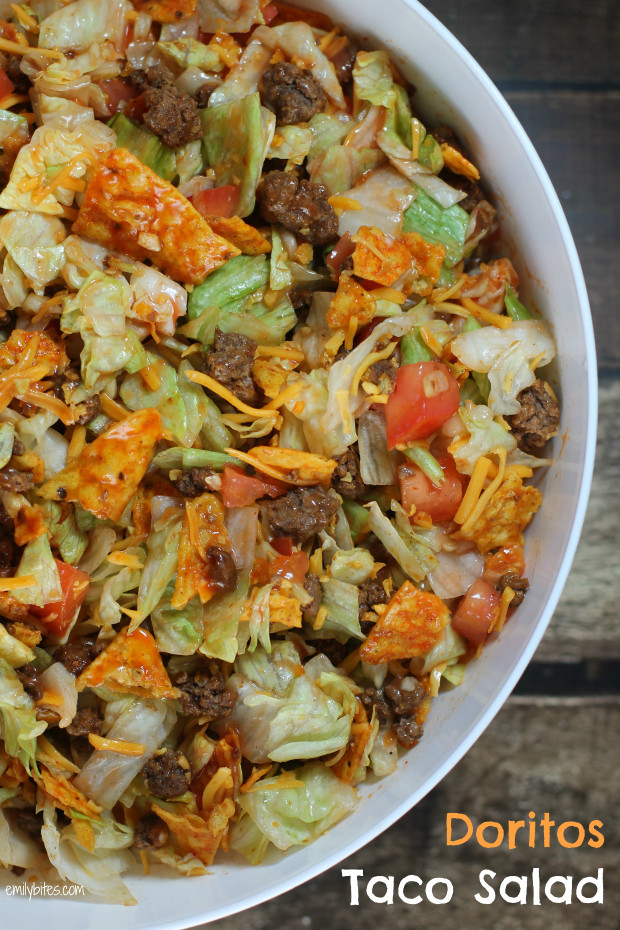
left=76, top=626, right=178, bottom=700
left=402, top=232, right=447, bottom=286
left=73, top=148, right=239, bottom=285
left=132, top=0, right=197, bottom=21
left=0, top=329, right=68, bottom=377
left=172, top=493, right=232, bottom=609
left=459, top=469, right=543, bottom=554
left=245, top=446, right=336, bottom=484
left=326, top=273, right=376, bottom=330
left=39, top=408, right=161, bottom=522
left=440, top=143, right=480, bottom=181
left=351, top=226, right=412, bottom=286
left=206, top=215, right=271, bottom=255
left=36, top=767, right=102, bottom=819
left=359, top=580, right=451, bottom=665
left=331, top=700, right=373, bottom=784
left=152, top=798, right=235, bottom=866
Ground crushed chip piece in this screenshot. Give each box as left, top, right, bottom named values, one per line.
left=351, top=225, right=412, bottom=286
left=73, top=148, right=239, bottom=285
left=76, top=626, right=178, bottom=700
left=359, top=580, right=451, bottom=665
left=326, top=272, right=376, bottom=330
left=458, top=468, right=542, bottom=553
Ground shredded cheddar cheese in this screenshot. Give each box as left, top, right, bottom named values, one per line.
left=460, top=447, right=508, bottom=535
left=0, top=575, right=36, bottom=591
left=100, top=392, right=130, bottom=421
left=185, top=369, right=278, bottom=419
left=460, top=297, right=513, bottom=329
left=107, top=551, right=144, bottom=570
left=88, top=734, right=147, bottom=756
left=453, top=456, right=491, bottom=525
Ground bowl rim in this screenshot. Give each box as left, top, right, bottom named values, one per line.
left=3, top=1, right=597, bottom=925
left=183, top=1, right=597, bottom=922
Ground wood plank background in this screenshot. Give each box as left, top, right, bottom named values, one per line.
left=201, top=1, right=619, bottom=926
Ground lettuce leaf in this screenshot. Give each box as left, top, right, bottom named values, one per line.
left=451, top=403, right=517, bottom=474
left=120, top=355, right=211, bottom=447
left=352, top=50, right=398, bottom=108
left=187, top=253, right=269, bottom=320
left=199, top=572, right=250, bottom=662
left=317, top=577, right=364, bottom=641
left=151, top=582, right=203, bottom=656
left=402, top=187, right=470, bottom=266
left=40, top=499, right=88, bottom=565
left=228, top=642, right=353, bottom=763
left=308, top=145, right=384, bottom=196
left=41, top=804, right=136, bottom=905
left=0, top=211, right=66, bottom=294
left=38, top=0, right=133, bottom=52
left=12, top=534, right=62, bottom=608
left=233, top=761, right=356, bottom=857
left=0, top=658, right=47, bottom=773
left=200, top=93, right=274, bottom=217
left=136, top=515, right=183, bottom=623
left=73, top=699, right=177, bottom=809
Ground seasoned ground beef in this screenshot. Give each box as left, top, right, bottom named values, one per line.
left=496, top=571, right=529, bottom=607
left=202, top=329, right=260, bottom=406
left=72, top=393, right=101, bottom=426
left=130, top=64, right=201, bottom=148
left=360, top=687, right=391, bottom=723
left=363, top=356, right=399, bottom=394
left=204, top=546, right=237, bottom=593
left=66, top=707, right=103, bottom=738
left=302, top=572, right=322, bottom=621
left=0, top=533, right=14, bottom=577
left=331, top=446, right=366, bottom=500
left=358, top=568, right=392, bottom=619
left=259, top=62, right=326, bottom=125
left=5, top=56, right=31, bottom=95
left=507, top=379, right=560, bottom=453
left=16, top=809, right=43, bottom=838
left=16, top=663, right=43, bottom=701
left=55, top=640, right=97, bottom=677
left=141, top=749, right=191, bottom=799
left=133, top=813, right=169, bottom=850
left=258, top=171, right=338, bottom=246
left=309, top=638, right=350, bottom=667
left=264, top=485, right=339, bottom=543
left=173, top=467, right=214, bottom=498
left=385, top=675, right=425, bottom=716
left=195, top=81, right=218, bottom=108
left=0, top=468, right=34, bottom=493
left=173, top=667, right=238, bottom=718
left=393, top=714, right=424, bottom=748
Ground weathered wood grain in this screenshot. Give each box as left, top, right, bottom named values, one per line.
left=535, top=377, right=620, bottom=661
left=419, top=0, right=620, bottom=86
left=501, top=91, right=620, bottom=371
left=205, top=698, right=619, bottom=930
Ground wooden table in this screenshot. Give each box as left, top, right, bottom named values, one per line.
left=204, top=3, right=619, bottom=926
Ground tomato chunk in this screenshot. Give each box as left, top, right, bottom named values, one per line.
left=220, top=465, right=288, bottom=508
left=385, top=361, right=461, bottom=448
left=399, top=455, right=463, bottom=523
left=96, top=78, right=139, bottom=115
left=451, top=579, right=500, bottom=645
left=325, top=232, right=354, bottom=277
left=271, top=550, right=309, bottom=586
left=30, top=560, right=90, bottom=638
left=190, top=184, right=240, bottom=219
left=0, top=69, right=14, bottom=101
left=261, top=2, right=279, bottom=24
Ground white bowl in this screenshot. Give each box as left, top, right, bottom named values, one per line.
left=4, top=1, right=596, bottom=926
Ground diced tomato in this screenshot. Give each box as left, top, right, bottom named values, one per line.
left=271, top=537, right=293, bottom=556
left=96, top=78, right=139, bottom=116
left=399, top=455, right=463, bottom=523
left=0, top=69, right=14, bottom=100
left=325, top=233, right=354, bottom=278
left=221, top=465, right=288, bottom=508
left=385, top=361, right=461, bottom=448
left=191, top=185, right=240, bottom=219
left=451, top=579, right=500, bottom=645
left=483, top=544, right=526, bottom=585
left=29, top=560, right=90, bottom=638
left=124, top=92, right=147, bottom=121
left=271, top=550, right=309, bottom=586
left=261, top=2, right=279, bottom=24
